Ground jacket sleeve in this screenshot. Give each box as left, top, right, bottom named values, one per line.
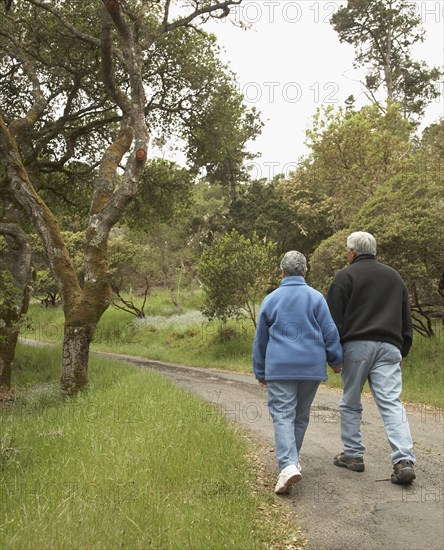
left=326, top=281, right=347, bottom=339
left=316, top=297, right=343, bottom=367
left=401, top=286, right=413, bottom=357
left=252, top=303, right=270, bottom=380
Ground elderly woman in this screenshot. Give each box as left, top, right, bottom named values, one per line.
left=253, top=251, right=343, bottom=494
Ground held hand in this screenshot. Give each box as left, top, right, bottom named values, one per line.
left=331, top=364, right=343, bottom=374
left=258, top=379, right=267, bottom=387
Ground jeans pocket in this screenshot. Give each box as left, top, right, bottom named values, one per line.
left=377, top=342, right=402, bottom=365
left=343, top=341, right=369, bottom=365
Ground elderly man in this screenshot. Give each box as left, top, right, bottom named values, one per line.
left=327, top=231, right=415, bottom=484
left=253, top=250, right=343, bottom=494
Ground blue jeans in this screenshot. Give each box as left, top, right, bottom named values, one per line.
left=340, top=340, right=415, bottom=464
left=267, top=380, right=320, bottom=472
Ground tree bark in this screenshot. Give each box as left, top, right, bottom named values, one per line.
left=0, top=221, right=33, bottom=389
left=0, top=327, right=19, bottom=388
left=60, top=324, right=94, bottom=396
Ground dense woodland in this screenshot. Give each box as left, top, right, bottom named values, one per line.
left=0, top=0, right=443, bottom=394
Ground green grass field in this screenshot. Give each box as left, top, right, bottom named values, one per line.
left=5, top=290, right=442, bottom=548
left=21, top=289, right=444, bottom=407
left=1, top=344, right=302, bottom=550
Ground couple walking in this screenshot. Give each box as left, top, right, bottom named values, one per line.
left=252, top=231, right=416, bottom=494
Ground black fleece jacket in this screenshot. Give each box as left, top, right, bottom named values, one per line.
left=326, top=255, right=413, bottom=357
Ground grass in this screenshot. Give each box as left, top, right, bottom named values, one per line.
left=1, top=344, right=303, bottom=550
left=22, top=296, right=255, bottom=373
left=21, top=289, right=444, bottom=407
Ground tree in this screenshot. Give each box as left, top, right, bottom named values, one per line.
left=331, top=0, right=442, bottom=120
left=33, top=269, right=60, bottom=307
left=109, top=220, right=197, bottom=315
left=309, top=121, right=444, bottom=335
left=189, top=97, right=262, bottom=199
left=0, top=224, right=33, bottom=388
left=228, top=178, right=300, bottom=253
left=199, top=230, right=279, bottom=326
left=182, top=180, right=231, bottom=251
left=304, top=104, right=413, bottom=233
left=277, top=170, right=336, bottom=256
left=0, top=0, right=252, bottom=395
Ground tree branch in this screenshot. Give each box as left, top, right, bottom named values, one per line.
left=0, top=33, right=47, bottom=138
left=26, top=0, right=101, bottom=49
left=0, top=115, right=82, bottom=311
left=101, top=11, right=132, bottom=115
left=159, top=0, right=241, bottom=33
left=111, top=277, right=149, bottom=318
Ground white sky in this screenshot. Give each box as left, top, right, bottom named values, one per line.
left=202, top=0, right=444, bottom=181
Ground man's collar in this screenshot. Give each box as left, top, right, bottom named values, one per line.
left=351, top=254, right=376, bottom=264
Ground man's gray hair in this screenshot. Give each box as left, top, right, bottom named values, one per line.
left=347, top=231, right=377, bottom=256
left=280, top=250, right=307, bottom=276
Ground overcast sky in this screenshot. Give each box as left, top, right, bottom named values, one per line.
left=202, top=1, right=444, bottom=181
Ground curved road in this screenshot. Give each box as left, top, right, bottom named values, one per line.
left=96, top=351, right=444, bottom=550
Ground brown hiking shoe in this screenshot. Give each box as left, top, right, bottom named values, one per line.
left=334, top=452, right=365, bottom=472
left=391, top=460, right=416, bottom=484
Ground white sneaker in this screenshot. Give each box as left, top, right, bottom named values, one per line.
left=274, top=464, right=302, bottom=494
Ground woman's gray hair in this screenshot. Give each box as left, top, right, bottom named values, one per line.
left=347, top=231, right=377, bottom=256
left=280, top=250, right=307, bottom=276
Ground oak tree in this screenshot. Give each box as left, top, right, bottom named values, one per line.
left=0, top=0, right=252, bottom=394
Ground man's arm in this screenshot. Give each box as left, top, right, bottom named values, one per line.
left=326, top=282, right=347, bottom=338
left=401, top=286, right=413, bottom=358
left=316, top=297, right=343, bottom=368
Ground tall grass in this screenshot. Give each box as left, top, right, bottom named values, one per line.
left=21, top=292, right=444, bottom=407
left=1, top=345, right=301, bottom=549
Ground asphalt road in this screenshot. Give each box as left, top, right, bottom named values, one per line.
left=96, top=351, right=444, bottom=550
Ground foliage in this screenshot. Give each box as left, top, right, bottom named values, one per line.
left=143, top=25, right=262, bottom=181
left=277, top=172, right=334, bottom=256
left=303, top=103, right=413, bottom=229
left=199, top=230, right=279, bottom=326
left=228, top=178, right=301, bottom=252
left=124, top=159, right=193, bottom=230
left=0, top=269, right=21, bottom=315
left=108, top=220, right=199, bottom=311
left=331, top=0, right=442, bottom=120
left=32, top=269, right=60, bottom=306
left=0, top=224, right=33, bottom=387
left=276, top=103, right=413, bottom=259
left=309, top=120, right=444, bottom=335
left=107, top=228, right=151, bottom=295
left=38, top=166, right=96, bottom=232
left=309, top=228, right=350, bottom=295
left=31, top=230, right=86, bottom=291
left=187, top=181, right=231, bottom=247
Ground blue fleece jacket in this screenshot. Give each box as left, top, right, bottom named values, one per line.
left=252, top=276, right=343, bottom=381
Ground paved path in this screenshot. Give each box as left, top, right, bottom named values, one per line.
left=96, top=351, right=444, bottom=550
